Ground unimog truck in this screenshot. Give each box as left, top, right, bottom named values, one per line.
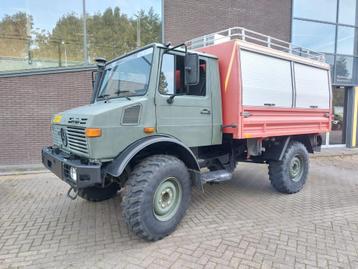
left=42, top=27, right=332, bottom=241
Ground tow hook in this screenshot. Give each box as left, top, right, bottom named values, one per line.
left=67, top=187, right=78, bottom=200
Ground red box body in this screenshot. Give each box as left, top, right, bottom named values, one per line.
left=199, top=40, right=331, bottom=139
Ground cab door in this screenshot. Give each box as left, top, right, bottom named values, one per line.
left=155, top=52, right=212, bottom=147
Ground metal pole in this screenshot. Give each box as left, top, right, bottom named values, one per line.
left=58, top=41, right=62, bottom=67
left=82, top=0, right=88, bottom=64
left=137, top=15, right=141, bottom=48
left=26, top=15, right=32, bottom=65
left=161, top=0, right=164, bottom=43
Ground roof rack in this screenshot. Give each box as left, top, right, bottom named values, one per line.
left=185, top=27, right=325, bottom=62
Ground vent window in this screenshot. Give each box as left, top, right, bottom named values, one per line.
left=122, top=105, right=141, bottom=125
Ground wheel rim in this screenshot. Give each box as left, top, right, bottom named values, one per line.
left=153, top=177, right=182, bottom=221
left=289, top=155, right=304, bottom=182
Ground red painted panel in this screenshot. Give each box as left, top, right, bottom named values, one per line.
left=241, top=107, right=331, bottom=138
left=197, top=41, right=332, bottom=140
left=198, top=41, right=242, bottom=137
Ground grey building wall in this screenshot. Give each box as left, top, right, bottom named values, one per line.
left=163, top=0, right=292, bottom=44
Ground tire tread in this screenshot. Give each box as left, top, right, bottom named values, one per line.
left=268, top=141, right=309, bottom=194
left=122, top=155, right=189, bottom=241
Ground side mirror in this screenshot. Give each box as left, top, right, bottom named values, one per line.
left=93, top=57, right=106, bottom=91
left=95, top=57, right=107, bottom=69
left=184, top=53, right=199, bottom=86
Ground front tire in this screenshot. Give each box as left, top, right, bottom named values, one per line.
left=268, top=142, right=309, bottom=194
left=122, top=155, right=191, bottom=241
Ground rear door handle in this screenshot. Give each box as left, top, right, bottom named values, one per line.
left=200, top=109, right=211, bottom=115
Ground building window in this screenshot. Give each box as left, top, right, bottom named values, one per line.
left=292, top=19, right=336, bottom=53
left=293, top=0, right=338, bottom=23
left=292, top=0, right=358, bottom=86
left=335, top=55, right=354, bottom=83
left=336, top=26, right=356, bottom=55
left=330, top=87, right=347, bottom=144
left=338, top=0, right=357, bottom=26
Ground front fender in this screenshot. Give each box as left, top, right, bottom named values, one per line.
left=104, top=135, right=200, bottom=178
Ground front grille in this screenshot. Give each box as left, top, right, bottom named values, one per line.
left=66, top=127, right=88, bottom=154
left=52, top=125, right=88, bottom=155
left=52, top=125, right=62, bottom=146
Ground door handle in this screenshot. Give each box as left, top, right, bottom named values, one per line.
left=200, top=109, right=211, bottom=115
left=264, top=103, right=276, bottom=107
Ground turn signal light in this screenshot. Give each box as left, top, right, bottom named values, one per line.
left=144, top=127, right=155, bottom=134
left=85, top=128, right=102, bottom=138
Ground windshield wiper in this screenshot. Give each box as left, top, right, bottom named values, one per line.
left=114, top=90, right=131, bottom=100
left=97, top=94, right=110, bottom=101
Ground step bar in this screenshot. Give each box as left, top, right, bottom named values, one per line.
left=201, top=169, right=233, bottom=184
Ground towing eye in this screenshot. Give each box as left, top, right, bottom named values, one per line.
left=67, top=187, right=78, bottom=200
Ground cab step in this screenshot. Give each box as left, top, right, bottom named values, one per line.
left=201, top=170, right=233, bottom=183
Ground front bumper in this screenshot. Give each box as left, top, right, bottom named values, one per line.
left=42, top=147, right=102, bottom=189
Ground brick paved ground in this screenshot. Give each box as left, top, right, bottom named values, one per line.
left=1, top=155, right=358, bottom=268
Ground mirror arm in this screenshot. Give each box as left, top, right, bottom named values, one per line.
left=164, top=43, right=187, bottom=55
left=167, top=94, right=176, bottom=104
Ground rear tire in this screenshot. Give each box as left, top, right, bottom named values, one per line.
left=122, top=155, right=191, bottom=241
left=268, top=142, right=309, bottom=194
left=78, top=182, right=120, bottom=202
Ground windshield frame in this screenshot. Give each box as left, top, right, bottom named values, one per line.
left=96, top=44, right=154, bottom=101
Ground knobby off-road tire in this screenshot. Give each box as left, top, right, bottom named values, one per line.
left=268, top=142, right=309, bottom=194
left=122, top=155, right=191, bottom=241
left=78, top=182, right=120, bottom=202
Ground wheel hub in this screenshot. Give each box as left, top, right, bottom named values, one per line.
left=289, top=155, right=303, bottom=182
left=153, top=177, right=182, bottom=221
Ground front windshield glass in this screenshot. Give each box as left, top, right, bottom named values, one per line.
left=97, top=47, right=153, bottom=100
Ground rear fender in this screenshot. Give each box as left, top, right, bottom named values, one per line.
left=261, top=134, right=322, bottom=161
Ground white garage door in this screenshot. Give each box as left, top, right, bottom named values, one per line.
left=294, top=63, right=330, bottom=109
left=240, top=50, right=293, bottom=107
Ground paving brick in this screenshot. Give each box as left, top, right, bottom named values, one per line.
left=1, top=156, right=358, bottom=268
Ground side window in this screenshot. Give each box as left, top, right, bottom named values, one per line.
left=159, top=54, right=175, bottom=95
left=189, top=59, right=206, bottom=96
left=159, top=53, right=206, bottom=96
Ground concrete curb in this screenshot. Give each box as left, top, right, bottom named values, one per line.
left=0, top=170, right=49, bottom=177
left=310, top=148, right=358, bottom=159
left=0, top=164, right=48, bottom=177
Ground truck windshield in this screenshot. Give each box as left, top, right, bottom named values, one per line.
left=97, top=47, right=153, bottom=100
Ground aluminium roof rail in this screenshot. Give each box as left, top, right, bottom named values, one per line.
left=185, top=27, right=326, bottom=62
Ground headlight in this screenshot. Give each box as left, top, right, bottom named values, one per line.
left=70, top=167, right=77, bottom=181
